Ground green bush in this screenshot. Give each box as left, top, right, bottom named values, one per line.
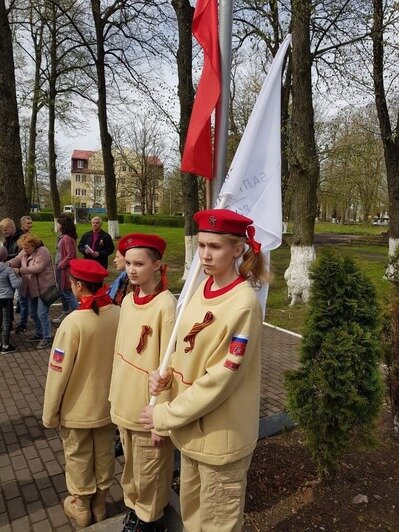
left=122, top=214, right=185, bottom=228
left=285, top=248, right=384, bottom=479
left=30, top=212, right=54, bottom=221
left=97, top=214, right=124, bottom=224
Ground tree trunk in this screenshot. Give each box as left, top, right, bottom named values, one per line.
left=172, top=0, right=199, bottom=278
left=25, top=9, right=44, bottom=206
left=0, top=1, right=29, bottom=220
left=284, top=0, right=319, bottom=304
left=372, top=0, right=399, bottom=255
left=91, top=0, right=118, bottom=238
left=48, top=3, right=61, bottom=224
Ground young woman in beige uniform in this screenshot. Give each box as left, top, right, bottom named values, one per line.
left=109, top=233, right=176, bottom=532
left=42, top=259, right=120, bottom=527
left=140, top=208, right=268, bottom=532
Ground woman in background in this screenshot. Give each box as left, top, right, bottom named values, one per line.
left=108, top=248, right=130, bottom=306
left=52, top=214, right=78, bottom=325
left=9, top=234, right=54, bottom=349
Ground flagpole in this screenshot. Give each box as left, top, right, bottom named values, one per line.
left=213, top=0, right=233, bottom=202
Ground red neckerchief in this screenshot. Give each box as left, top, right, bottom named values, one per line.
left=133, top=286, right=166, bottom=305
left=79, top=285, right=112, bottom=310
left=204, top=275, right=245, bottom=299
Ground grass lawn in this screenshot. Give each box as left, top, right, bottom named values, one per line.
left=31, top=221, right=392, bottom=334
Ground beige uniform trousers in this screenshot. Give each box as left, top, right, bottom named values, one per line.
left=60, top=424, right=115, bottom=496
left=119, top=428, right=174, bottom=522
left=180, top=453, right=253, bottom=532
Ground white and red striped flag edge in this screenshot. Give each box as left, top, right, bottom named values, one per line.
left=178, top=35, right=292, bottom=315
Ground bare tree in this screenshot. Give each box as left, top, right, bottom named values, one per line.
left=112, top=114, right=166, bottom=215
left=371, top=0, right=399, bottom=258
left=171, top=0, right=200, bottom=278
left=54, top=0, right=168, bottom=238
left=0, top=0, right=29, bottom=219
left=284, top=0, right=319, bottom=305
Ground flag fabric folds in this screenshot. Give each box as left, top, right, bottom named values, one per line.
left=178, top=35, right=292, bottom=314
left=181, top=0, right=221, bottom=180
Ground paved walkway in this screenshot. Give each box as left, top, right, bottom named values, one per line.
left=0, top=310, right=300, bottom=531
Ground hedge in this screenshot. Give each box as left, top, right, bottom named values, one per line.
left=30, top=212, right=185, bottom=227
left=30, top=212, right=54, bottom=221
left=122, top=214, right=185, bottom=227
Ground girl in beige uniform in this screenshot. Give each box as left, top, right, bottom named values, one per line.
left=42, top=259, right=120, bottom=527
left=140, top=209, right=268, bottom=532
left=109, top=233, right=176, bottom=532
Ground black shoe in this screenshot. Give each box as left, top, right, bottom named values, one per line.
left=15, top=324, right=26, bottom=333
left=122, top=509, right=138, bottom=531
left=134, top=518, right=166, bottom=532
left=114, top=439, right=124, bottom=457
left=28, top=335, right=42, bottom=342
left=1, top=344, right=17, bottom=354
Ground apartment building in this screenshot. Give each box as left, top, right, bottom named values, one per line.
left=70, top=149, right=164, bottom=214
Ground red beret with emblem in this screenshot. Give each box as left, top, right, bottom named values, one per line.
left=118, top=233, right=166, bottom=257
left=70, top=259, right=109, bottom=283
left=193, top=209, right=254, bottom=236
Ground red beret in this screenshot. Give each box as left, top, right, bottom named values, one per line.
left=193, top=209, right=254, bottom=236
left=70, top=259, right=109, bottom=283
left=118, top=233, right=166, bottom=257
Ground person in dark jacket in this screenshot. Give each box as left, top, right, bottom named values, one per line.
left=78, top=217, right=114, bottom=269
left=0, top=218, right=23, bottom=260
left=0, top=246, right=21, bottom=353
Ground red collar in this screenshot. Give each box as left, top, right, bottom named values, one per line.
left=204, top=276, right=245, bottom=299
left=133, top=286, right=165, bottom=305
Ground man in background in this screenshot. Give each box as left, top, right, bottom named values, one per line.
left=20, top=215, right=33, bottom=234
left=78, top=217, right=114, bottom=268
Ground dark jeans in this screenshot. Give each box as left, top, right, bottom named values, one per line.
left=0, top=298, right=13, bottom=346
left=56, top=269, right=78, bottom=312
left=18, top=294, right=29, bottom=328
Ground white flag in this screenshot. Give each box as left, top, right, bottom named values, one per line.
left=178, top=35, right=291, bottom=314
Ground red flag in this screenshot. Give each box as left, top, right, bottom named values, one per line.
left=181, top=0, right=220, bottom=180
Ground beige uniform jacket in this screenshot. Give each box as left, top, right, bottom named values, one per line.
left=42, top=304, right=120, bottom=429
left=109, top=290, right=176, bottom=431
left=153, top=279, right=262, bottom=466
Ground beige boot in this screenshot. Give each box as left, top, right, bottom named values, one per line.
left=91, top=489, right=108, bottom=523
left=64, top=494, right=92, bottom=527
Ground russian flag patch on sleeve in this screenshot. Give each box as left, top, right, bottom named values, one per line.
left=53, top=348, right=65, bottom=363
left=229, top=334, right=248, bottom=357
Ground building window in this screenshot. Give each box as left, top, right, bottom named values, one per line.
left=122, top=165, right=127, bottom=172
left=82, top=189, right=87, bottom=196
left=75, top=175, right=81, bottom=182
left=81, top=202, right=86, bottom=208
left=81, top=175, right=86, bottom=182
left=77, top=160, right=84, bottom=169
left=76, top=188, right=80, bottom=196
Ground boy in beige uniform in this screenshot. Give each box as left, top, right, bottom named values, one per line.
left=43, top=259, right=120, bottom=527
left=140, top=209, right=267, bottom=532
left=109, top=234, right=176, bottom=532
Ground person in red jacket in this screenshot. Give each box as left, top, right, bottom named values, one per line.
left=52, top=213, right=78, bottom=324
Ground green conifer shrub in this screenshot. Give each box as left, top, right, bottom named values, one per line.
left=285, top=248, right=384, bottom=479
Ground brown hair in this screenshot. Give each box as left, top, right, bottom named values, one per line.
left=69, top=275, right=103, bottom=315
left=17, top=233, right=42, bottom=250
left=223, top=234, right=269, bottom=289
left=143, top=247, right=168, bottom=295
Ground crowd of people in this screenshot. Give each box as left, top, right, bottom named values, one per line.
left=0, top=208, right=267, bottom=532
